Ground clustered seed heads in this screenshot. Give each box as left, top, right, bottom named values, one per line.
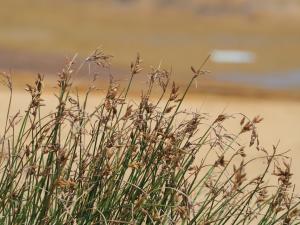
left=232, top=161, right=247, bottom=191
left=0, top=51, right=299, bottom=225
left=131, top=53, right=143, bottom=75
left=170, top=82, right=180, bottom=101
left=86, top=48, right=113, bottom=68
left=149, top=65, right=170, bottom=91
left=239, top=115, right=264, bottom=149
left=25, top=73, right=44, bottom=115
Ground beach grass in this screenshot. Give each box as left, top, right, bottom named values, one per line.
left=0, top=51, right=299, bottom=224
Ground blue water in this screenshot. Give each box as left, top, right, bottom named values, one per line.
left=215, top=70, right=300, bottom=90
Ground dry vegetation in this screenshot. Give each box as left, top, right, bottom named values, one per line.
left=0, top=51, right=299, bottom=224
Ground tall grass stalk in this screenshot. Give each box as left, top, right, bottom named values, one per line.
left=0, top=51, right=299, bottom=224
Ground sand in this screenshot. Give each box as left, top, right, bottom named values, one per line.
left=1, top=90, right=299, bottom=188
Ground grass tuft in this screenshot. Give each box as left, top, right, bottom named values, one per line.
left=0, top=50, right=299, bottom=224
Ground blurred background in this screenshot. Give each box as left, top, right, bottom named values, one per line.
left=1, top=0, right=300, bottom=97
left=1, top=0, right=300, bottom=166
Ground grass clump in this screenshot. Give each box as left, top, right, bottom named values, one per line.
left=0, top=50, right=299, bottom=224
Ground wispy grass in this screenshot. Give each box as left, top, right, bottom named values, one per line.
left=0, top=50, right=299, bottom=224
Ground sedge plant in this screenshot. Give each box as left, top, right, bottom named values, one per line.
left=0, top=49, right=299, bottom=225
